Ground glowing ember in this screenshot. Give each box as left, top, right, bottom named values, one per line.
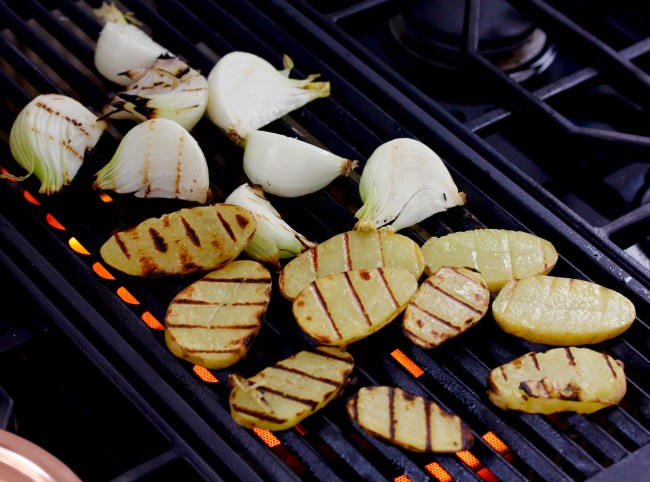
left=116, top=286, right=140, bottom=305
left=69, top=237, right=90, bottom=255
left=193, top=365, right=219, bottom=383
left=141, top=311, right=164, bottom=330
left=46, top=213, right=65, bottom=230
left=252, top=428, right=281, bottom=448
left=390, top=349, right=424, bottom=377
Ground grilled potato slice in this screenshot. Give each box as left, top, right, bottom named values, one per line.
left=100, top=203, right=256, bottom=277
left=492, top=275, right=636, bottom=345
left=279, top=229, right=424, bottom=301
left=229, top=346, right=354, bottom=430
left=347, top=386, right=473, bottom=453
left=421, top=229, right=558, bottom=293
left=487, top=347, right=626, bottom=414
left=403, top=266, right=489, bottom=349
left=293, top=267, right=418, bottom=346
left=165, top=260, right=272, bottom=369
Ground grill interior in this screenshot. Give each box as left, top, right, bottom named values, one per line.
left=1, top=1, right=649, bottom=481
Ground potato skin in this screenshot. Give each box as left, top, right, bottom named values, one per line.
left=165, top=260, right=272, bottom=369
left=279, top=229, right=424, bottom=301
left=487, top=347, right=626, bottom=414
left=293, top=267, right=418, bottom=346
left=229, top=346, right=354, bottom=430
left=100, top=203, right=256, bottom=277
left=347, top=386, right=473, bottom=453
left=403, top=266, right=489, bottom=349
left=421, top=229, right=557, bottom=293
left=492, top=275, right=636, bottom=346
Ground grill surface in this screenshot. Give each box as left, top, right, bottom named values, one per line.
left=1, top=1, right=649, bottom=481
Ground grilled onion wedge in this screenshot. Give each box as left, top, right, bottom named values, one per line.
left=279, top=229, right=424, bottom=301
left=347, top=386, right=474, bottom=453
left=229, top=346, right=354, bottom=430
left=293, top=267, right=418, bottom=346
left=492, top=275, right=636, bottom=346
left=487, top=347, right=626, bottom=414
left=403, top=266, right=489, bottom=349
left=165, top=260, right=272, bottom=369
left=421, top=229, right=558, bottom=293
left=100, top=204, right=256, bottom=277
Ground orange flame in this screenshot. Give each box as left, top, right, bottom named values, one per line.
left=424, top=462, right=452, bottom=482
left=92, top=262, right=115, bottom=280
left=98, top=192, right=113, bottom=203
left=252, top=428, right=281, bottom=448
left=193, top=365, right=219, bottom=383
left=69, top=237, right=90, bottom=255
left=141, top=311, right=164, bottom=330
left=23, top=191, right=41, bottom=205
left=46, top=213, right=65, bottom=230
left=116, top=286, right=139, bottom=305
left=390, top=349, right=424, bottom=377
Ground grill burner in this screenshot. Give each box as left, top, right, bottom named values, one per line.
left=389, top=0, right=557, bottom=81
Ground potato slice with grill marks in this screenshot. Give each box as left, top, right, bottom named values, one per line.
left=279, top=229, right=424, bottom=301
left=229, top=346, right=354, bottom=430
left=165, top=260, right=271, bottom=369
left=492, top=275, right=636, bottom=346
left=487, top=347, right=626, bottom=414
left=293, top=267, right=418, bottom=346
left=347, top=386, right=474, bottom=453
left=403, top=266, right=489, bottom=349
left=100, top=203, right=256, bottom=277
left=421, top=229, right=558, bottom=293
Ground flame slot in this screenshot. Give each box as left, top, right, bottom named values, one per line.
left=390, top=349, right=424, bottom=377
left=116, top=287, right=140, bottom=305
left=69, top=237, right=90, bottom=255
left=424, top=462, right=452, bottom=482
left=394, top=476, right=411, bottom=482
left=98, top=192, right=113, bottom=203
left=193, top=365, right=219, bottom=383
left=92, top=262, right=115, bottom=280
left=46, top=213, right=65, bottom=230
left=141, top=311, right=164, bottom=330
left=253, top=428, right=281, bottom=448
left=23, top=191, right=41, bottom=205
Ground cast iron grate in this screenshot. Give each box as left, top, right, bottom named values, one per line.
left=1, top=1, right=649, bottom=481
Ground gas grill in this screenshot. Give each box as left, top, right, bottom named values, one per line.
left=1, top=1, right=649, bottom=481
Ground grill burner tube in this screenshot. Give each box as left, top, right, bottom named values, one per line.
left=389, top=0, right=557, bottom=81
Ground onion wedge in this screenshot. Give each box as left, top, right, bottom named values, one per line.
left=206, top=51, right=330, bottom=145
left=94, top=118, right=210, bottom=203
left=6, top=94, right=107, bottom=194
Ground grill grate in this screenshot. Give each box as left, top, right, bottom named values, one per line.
left=273, top=0, right=650, bottom=297
left=1, top=1, right=650, bottom=481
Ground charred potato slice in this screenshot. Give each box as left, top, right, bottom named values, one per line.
left=487, top=347, right=626, bottom=414
left=165, top=260, right=272, bottom=369
left=492, top=275, right=636, bottom=345
left=229, top=346, right=354, bottom=430
left=100, top=203, right=256, bottom=276
left=421, top=229, right=558, bottom=293
left=347, top=386, right=473, bottom=453
left=279, top=229, right=424, bottom=301
left=293, top=267, right=418, bottom=346
left=403, top=266, right=489, bottom=349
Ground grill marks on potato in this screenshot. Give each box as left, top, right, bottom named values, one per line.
left=165, top=260, right=271, bottom=368
left=293, top=268, right=418, bottom=346
left=280, top=230, right=424, bottom=300
left=347, top=386, right=473, bottom=453
left=403, top=267, right=489, bottom=349
left=100, top=204, right=256, bottom=276
left=487, top=347, right=627, bottom=414
left=229, top=346, right=354, bottom=430
left=492, top=275, right=636, bottom=346
left=421, top=229, right=558, bottom=293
